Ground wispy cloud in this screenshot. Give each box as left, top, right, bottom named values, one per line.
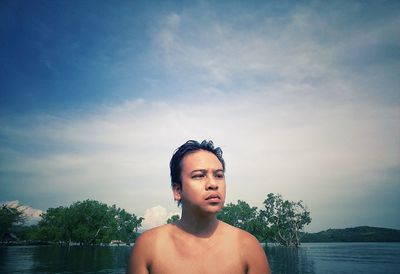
left=1, top=1, right=399, bottom=232
left=151, top=2, right=399, bottom=102
left=1, top=90, right=398, bottom=231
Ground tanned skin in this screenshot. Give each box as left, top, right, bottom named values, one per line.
left=127, top=150, right=271, bottom=274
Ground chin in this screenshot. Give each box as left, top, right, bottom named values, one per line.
left=206, top=204, right=223, bottom=214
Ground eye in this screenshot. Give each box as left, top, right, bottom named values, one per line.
left=214, top=172, right=225, bottom=179
left=192, top=173, right=205, bottom=179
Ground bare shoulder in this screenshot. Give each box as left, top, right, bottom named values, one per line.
left=127, top=224, right=172, bottom=274
left=137, top=224, right=170, bottom=242
left=132, top=224, right=173, bottom=254
left=219, top=221, right=260, bottom=247
left=219, top=221, right=271, bottom=274
left=237, top=227, right=262, bottom=248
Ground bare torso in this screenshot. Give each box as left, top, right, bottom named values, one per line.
left=127, top=221, right=270, bottom=274
left=149, top=222, right=245, bottom=274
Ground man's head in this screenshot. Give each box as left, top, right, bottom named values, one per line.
left=170, top=140, right=225, bottom=205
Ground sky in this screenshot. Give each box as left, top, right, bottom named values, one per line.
left=0, top=0, right=399, bottom=232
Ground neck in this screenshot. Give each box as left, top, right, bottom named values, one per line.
left=177, top=208, right=219, bottom=238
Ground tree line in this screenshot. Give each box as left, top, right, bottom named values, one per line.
left=1, top=200, right=143, bottom=245
left=2, top=193, right=311, bottom=247
left=302, top=226, right=400, bottom=242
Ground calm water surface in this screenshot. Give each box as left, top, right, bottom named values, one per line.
left=1, top=242, right=399, bottom=273
left=266, top=242, right=400, bottom=274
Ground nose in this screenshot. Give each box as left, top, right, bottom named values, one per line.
left=206, top=176, right=218, bottom=190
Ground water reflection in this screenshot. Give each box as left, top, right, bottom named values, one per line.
left=265, top=244, right=315, bottom=274
left=0, top=245, right=132, bottom=274
left=1, top=243, right=400, bottom=273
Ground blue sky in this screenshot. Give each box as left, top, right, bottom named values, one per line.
left=1, top=0, right=399, bottom=232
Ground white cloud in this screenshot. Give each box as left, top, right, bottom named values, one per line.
left=1, top=201, right=44, bottom=225
left=1, top=94, right=398, bottom=232
left=141, top=205, right=180, bottom=230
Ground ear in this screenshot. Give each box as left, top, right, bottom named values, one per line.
left=172, top=183, right=181, bottom=202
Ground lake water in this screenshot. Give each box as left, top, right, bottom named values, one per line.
left=265, top=242, right=400, bottom=274
left=1, top=242, right=399, bottom=273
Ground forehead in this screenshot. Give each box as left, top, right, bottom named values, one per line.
left=181, top=150, right=223, bottom=172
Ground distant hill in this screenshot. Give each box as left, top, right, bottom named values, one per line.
left=302, top=226, right=400, bottom=242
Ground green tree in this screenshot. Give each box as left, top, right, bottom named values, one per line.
left=259, top=193, right=311, bottom=247
left=15, top=225, right=41, bottom=241
left=106, top=205, right=144, bottom=243
left=37, top=206, right=72, bottom=242
left=217, top=200, right=266, bottom=241
left=37, top=200, right=143, bottom=245
left=166, top=214, right=180, bottom=224
left=68, top=200, right=111, bottom=244
left=0, top=204, right=26, bottom=237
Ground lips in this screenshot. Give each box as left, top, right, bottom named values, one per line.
left=205, top=193, right=220, bottom=200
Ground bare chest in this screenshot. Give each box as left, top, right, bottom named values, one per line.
left=150, top=238, right=246, bottom=274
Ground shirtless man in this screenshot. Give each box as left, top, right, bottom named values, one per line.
left=127, top=140, right=271, bottom=274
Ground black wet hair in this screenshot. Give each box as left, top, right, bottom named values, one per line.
left=170, top=140, right=225, bottom=190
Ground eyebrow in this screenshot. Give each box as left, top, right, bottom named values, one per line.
left=190, top=169, right=207, bottom=174
left=190, top=169, right=224, bottom=174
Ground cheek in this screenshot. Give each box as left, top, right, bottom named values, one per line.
left=182, top=183, right=201, bottom=195
left=220, top=181, right=227, bottom=194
